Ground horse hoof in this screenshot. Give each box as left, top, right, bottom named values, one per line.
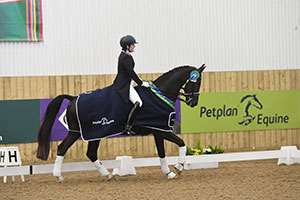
left=167, top=172, right=176, bottom=179
left=175, top=168, right=181, bottom=176
left=56, top=176, right=64, bottom=182
left=174, top=163, right=184, bottom=176
left=106, top=173, right=114, bottom=181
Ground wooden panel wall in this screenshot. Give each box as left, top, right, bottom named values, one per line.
left=0, top=70, right=300, bottom=163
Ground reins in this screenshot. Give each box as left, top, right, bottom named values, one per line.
left=149, top=80, right=200, bottom=104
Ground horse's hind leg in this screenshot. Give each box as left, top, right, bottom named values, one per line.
left=53, top=131, right=80, bottom=181
left=86, top=140, right=113, bottom=180
left=153, top=132, right=176, bottom=179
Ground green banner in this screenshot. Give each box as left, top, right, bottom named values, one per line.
left=0, top=99, right=40, bottom=144
left=0, top=0, right=43, bottom=41
left=181, top=90, right=300, bottom=133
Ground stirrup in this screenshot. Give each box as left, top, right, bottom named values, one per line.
left=123, top=125, right=131, bottom=134
left=123, top=125, right=136, bottom=135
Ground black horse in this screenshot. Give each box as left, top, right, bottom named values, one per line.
left=37, top=65, right=206, bottom=181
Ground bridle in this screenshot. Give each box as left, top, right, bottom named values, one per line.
left=178, top=77, right=201, bottom=104
left=150, top=75, right=201, bottom=105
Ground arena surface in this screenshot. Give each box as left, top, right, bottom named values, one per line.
left=1, top=159, right=300, bottom=200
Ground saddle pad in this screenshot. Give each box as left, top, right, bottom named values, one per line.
left=76, top=85, right=175, bottom=141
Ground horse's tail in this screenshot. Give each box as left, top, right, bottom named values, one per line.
left=37, top=94, right=75, bottom=160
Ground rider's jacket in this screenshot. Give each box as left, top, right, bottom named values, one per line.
left=113, top=51, right=142, bottom=103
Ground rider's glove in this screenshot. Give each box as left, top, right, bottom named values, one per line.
left=142, top=81, right=149, bottom=88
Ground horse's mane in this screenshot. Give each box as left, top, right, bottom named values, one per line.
left=154, top=65, right=196, bottom=82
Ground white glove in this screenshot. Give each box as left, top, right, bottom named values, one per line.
left=142, top=81, right=150, bottom=88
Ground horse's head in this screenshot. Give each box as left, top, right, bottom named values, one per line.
left=153, top=64, right=206, bottom=108
left=180, top=64, right=206, bottom=107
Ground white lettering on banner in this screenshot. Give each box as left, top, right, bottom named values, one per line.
left=0, top=136, right=2, bottom=141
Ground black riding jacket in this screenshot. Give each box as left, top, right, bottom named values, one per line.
left=113, top=51, right=143, bottom=103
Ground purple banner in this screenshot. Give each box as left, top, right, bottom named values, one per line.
left=40, top=98, right=71, bottom=141
left=175, top=99, right=181, bottom=123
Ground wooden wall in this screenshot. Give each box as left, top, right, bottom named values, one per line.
left=0, top=69, right=300, bottom=163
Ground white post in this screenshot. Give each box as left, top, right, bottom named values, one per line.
left=278, top=146, right=300, bottom=165
left=112, top=156, right=136, bottom=176
left=0, top=147, right=24, bottom=183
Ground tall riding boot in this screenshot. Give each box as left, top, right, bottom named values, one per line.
left=124, top=102, right=140, bottom=134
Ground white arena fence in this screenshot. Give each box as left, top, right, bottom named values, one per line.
left=1, top=146, right=300, bottom=183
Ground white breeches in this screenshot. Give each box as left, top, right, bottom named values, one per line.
left=129, top=80, right=143, bottom=107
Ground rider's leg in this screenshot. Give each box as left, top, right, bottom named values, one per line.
left=129, top=80, right=143, bottom=107
left=153, top=132, right=176, bottom=179
left=125, top=80, right=143, bottom=133
left=53, top=131, right=80, bottom=179
left=87, top=140, right=113, bottom=180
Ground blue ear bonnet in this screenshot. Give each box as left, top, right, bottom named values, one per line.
left=182, top=70, right=200, bottom=89
left=189, top=70, right=200, bottom=81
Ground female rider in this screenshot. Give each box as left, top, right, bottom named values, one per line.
left=113, top=35, right=149, bottom=134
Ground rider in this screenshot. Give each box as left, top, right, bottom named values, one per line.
left=113, top=35, right=149, bottom=134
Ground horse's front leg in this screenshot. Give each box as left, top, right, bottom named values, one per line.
left=86, top=140, right=113, bottom=180
left=153, top=132, right=176, bottom=179
left=174, top=146, right=186, bottom=175
left=156, top=131, right=187, bottom=175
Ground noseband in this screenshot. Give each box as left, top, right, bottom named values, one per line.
left=178, top=78, right=201, bottom=104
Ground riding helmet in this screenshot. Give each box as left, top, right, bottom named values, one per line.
left=120, top=35, right=138, bottom=50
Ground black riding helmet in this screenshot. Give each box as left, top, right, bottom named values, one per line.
left=120, top=35, right=138, bottom=51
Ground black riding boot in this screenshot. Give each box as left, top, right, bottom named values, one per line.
left=124, top=102, right=140, bottom=134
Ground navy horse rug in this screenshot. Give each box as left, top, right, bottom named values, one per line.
left=76, top=84, right=176, bottom=141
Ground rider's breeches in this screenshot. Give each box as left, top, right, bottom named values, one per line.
left=129, top=80, right=143, bottom=107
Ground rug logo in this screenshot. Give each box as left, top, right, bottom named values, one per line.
left=92, top=117, right=114, bottom=125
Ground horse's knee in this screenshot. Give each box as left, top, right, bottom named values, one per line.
left=86, top=151, right=98, bottom=162
left=177, top=138, right=185, bottom=147
left=178, top=141, right=185, bottom=147
left=157, top=150, right=165, bottom=158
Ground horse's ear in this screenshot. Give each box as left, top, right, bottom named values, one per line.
left=198, top=64, right=206, bottom=73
